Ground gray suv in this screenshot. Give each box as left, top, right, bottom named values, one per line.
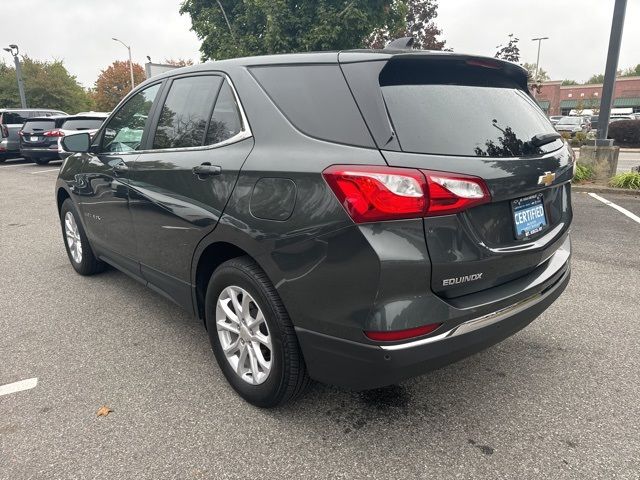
left=0, top=108, right=66, bottom=161
left=56, top=47, right=573, bottom=407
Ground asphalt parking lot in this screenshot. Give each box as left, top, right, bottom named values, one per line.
left=1, top=158, right=639, bottom=479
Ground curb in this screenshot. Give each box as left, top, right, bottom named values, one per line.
left=572, top=148, right=640, bottom=153
left=572, top=184, right=640, bottom=197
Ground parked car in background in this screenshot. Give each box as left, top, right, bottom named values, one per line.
left=555, top=116, right=589, bottom=136
left=609, top=115, right=634, bottom=124
left=0, top=108, right=66, bottom=161
left=549, top=116, right=563, bottom=126
left=57, top=49, right=572, bottom=407
left=20, top=114, right=109, bottom=164
left=589, top=115, right=599, bottom=131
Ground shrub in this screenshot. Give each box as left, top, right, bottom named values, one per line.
left=608, top=119, right=640, bottom=146
left=609, top=172, right=640, bottom=189
left=573, top=163, right=594, bottom=183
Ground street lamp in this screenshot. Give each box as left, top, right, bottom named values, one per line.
left=3, top=44, right=27, bottom=108
left=112, top=37, right=135, bottom=91
left=531, top=37, right=549, bottom=81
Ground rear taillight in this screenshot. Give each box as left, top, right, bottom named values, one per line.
left=43, top=130, right=64, bottom=137
left=18, top=130, right=24, bottom=136
left=322, top=165, right=427, bottom=223
left=365, top=322, right=442, bottom=342
left=422, top=170, right=491, bottom=215
left=323, top=165, right=491, bottom=222
left=1, top=125, right=8, bottom=137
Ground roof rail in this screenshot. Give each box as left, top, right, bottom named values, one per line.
left=384, top=37, right=415, bottom=51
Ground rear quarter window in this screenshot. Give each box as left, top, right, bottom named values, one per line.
left=250, top=64, right=374, bottom=148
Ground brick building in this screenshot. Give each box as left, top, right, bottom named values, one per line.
left=536, top=76, right=640, bottom=116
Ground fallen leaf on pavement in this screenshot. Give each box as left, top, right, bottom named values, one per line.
left=96, top=406, right=113, bottom=417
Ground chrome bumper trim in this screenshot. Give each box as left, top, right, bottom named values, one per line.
left=379, top=268, right=567, bottom=352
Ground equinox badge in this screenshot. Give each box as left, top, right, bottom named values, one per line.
left=443, top=273, right=483, bottom=286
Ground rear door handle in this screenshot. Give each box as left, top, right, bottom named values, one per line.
left=193, top=164, right=222, bottom=177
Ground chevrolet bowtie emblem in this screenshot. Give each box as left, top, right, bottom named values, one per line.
left=538, top=171, right=555, bottom=186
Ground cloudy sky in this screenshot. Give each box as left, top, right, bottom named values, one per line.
left=1, top=0, right=639, bottom=87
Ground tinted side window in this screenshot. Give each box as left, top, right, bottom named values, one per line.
left=102, top=83, right=160, bottom=152
left=152, top=76, right=222, bottom=149
left=3, top=112, right=26, bottom=124
left=250, top=64, right=374, bottom=148
left=205, top=80, right=242, bottom=145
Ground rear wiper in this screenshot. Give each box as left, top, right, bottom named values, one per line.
left=529, top=132, right=561, bottom=148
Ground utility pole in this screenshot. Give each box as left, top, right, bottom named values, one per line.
left=531, top=37, right=549, bottom=80
left=596, top=0, right=627, bottom=143
left=3, top=44, right=27, bottom=108
left=112, top=38, right=135, bottom=91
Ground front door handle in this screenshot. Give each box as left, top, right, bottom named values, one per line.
left=193, top=164, right=222, bottom=177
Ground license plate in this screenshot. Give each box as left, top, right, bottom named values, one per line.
left=512, top=193, right=547, bottom=239
left=30, top=136, right=39, bottom=142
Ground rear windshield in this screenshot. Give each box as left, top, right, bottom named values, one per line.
left=22, top=120, right=56, bottom=132
left=61, top=118, right=105, bottom=130
left=380, top=62, right=562, bottom=157
left=557, top=117, right=581, bottom=125
left=1, top=112, right=27, bottom=124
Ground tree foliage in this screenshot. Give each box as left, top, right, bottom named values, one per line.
left=562, top=79, right=578, bottom=86
left=586, top=73, right=605, bottom=84
left=0, top=57, right=92, bottom=112
left=93, top=60, right=146, bottom=112
left=164, top=58, right=195, bottom=67
left=620, top=64, right=640, bottom=77
left=494, top=34, right=520, bottom=63
left=367, top=0, right=446, bottom=50
left=522, top=62, right=549, bottom=82
left=180, top=0, right=407, bottom=60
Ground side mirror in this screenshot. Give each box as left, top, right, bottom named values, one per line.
left=61, top=132, right=91, bottom=153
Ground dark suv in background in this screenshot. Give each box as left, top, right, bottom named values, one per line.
left=20, top=113, right=108, bottom=164
left=0, top=108, right=66, bottom=161
left=57, top=47, right=573, bottom=407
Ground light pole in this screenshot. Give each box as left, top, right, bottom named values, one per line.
left=3, top=44, right=27, bottom=108
left=531, top=37, right=549, bottom=80
left=112, top=37, right=135, bottom=91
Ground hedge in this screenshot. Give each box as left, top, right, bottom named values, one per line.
left=608, top=119, right=640, bottom=147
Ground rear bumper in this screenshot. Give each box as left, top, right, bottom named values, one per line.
left=19, top=146, right=63, bottom=160
left=297, top=260, right=570, bottom=391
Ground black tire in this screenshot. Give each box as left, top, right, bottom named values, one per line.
left=205, top=256, right=310, bottom=407
left=60, top=199, right=106, bottom=275
left=34, top=157, right=50, bottom=165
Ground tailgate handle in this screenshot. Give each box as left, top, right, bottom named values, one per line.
left=193, top=163, right=221, bottom=177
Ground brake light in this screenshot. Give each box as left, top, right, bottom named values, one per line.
left=322, top=165, right=427, bottom=223
left=422, top=170, right=491, bottom=215
left=43, top=129, right=64, bottom=137
left=365, top=322, right=442, bottom=342
left=18, top=130, right=24, bottom=136
left=1, top=125, right=8, bottom=137
left=323, top=165, right=491, bottom=222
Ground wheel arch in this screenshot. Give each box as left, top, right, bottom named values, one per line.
left=56, top=187, right=71, bottom=215
left=193, top=240, right=264, bottom=324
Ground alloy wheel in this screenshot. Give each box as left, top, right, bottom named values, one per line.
left=216, top=286, right=272, bottom=385
left=64, top=211, right=83, bottom=264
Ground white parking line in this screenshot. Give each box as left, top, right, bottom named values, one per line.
left=0, top=377, right=38, bottom=397
left=588, top=193, right=640, bottom=225
left=0, top=163, right=31, bottom=168
left=30, top=168, right=60, bottom=174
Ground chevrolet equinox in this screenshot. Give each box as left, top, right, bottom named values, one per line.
left=56, top=44, right=572, bottom=407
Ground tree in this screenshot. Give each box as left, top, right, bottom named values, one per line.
left=93, top=60, right=146, bottom=111
left=180, top=0, right=406, bottom=60
left=586, top=73, right=605, bottom=84
left=620, top=64, right=640, bottom=77
left=494, top=34, right=520, bottom=63
left=164, top=58, right=195, bottom=67
left=562, top=79, right=578, bottom=86
left=0, top=57, right=92, bottom=112
left=522, top=62, right=549, bottom=82
left=367, top=0, right=447, bottom=50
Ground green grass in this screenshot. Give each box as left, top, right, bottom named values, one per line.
left=573, top=163, right=595, bottom=183
left=609, top=172, right=640, bottom=190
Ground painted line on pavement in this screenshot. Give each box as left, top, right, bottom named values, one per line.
left=30, top=168, right=60, bottom=174
left=588, top=193, right=640, bottom=225
left=0, top=162, right=31, bottom=168
left=0, top=378, right=38, bottom=397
